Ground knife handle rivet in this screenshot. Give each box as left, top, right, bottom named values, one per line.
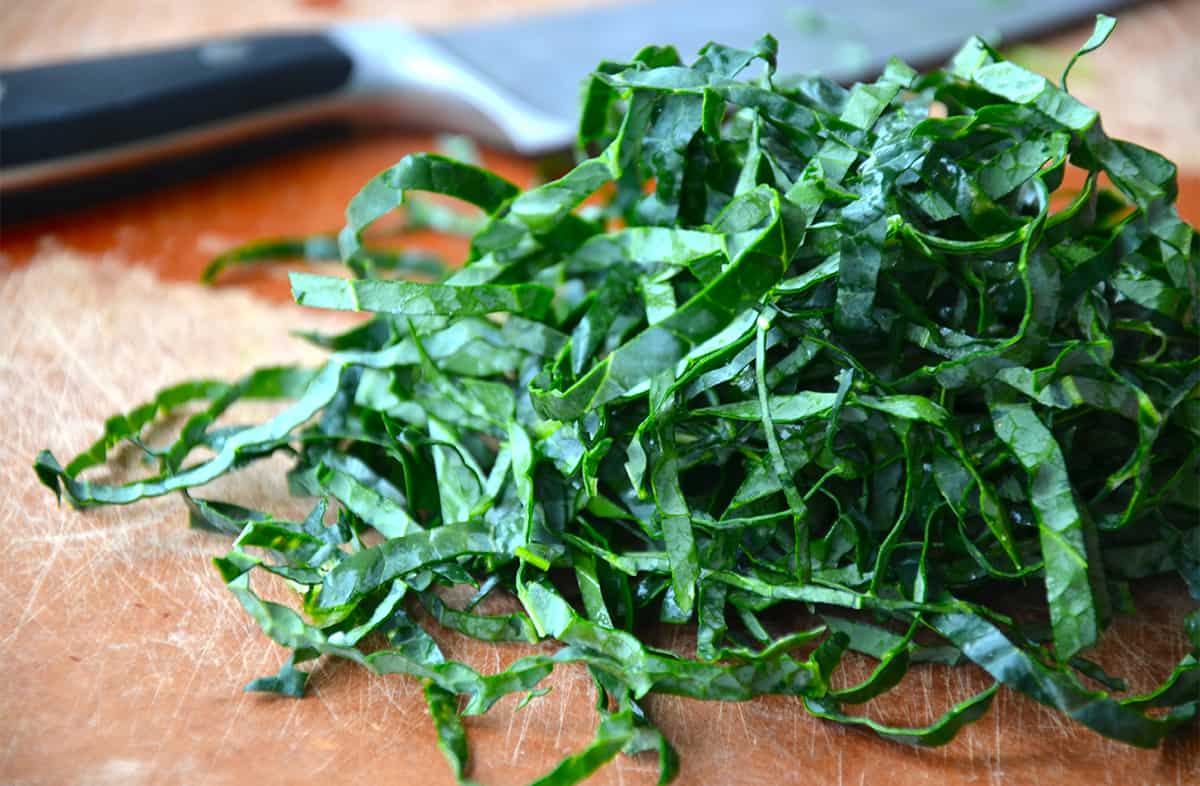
left=198, top=41, right=251, bottom=67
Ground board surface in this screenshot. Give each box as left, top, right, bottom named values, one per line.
left=1, top=3, right=1198, bottom=784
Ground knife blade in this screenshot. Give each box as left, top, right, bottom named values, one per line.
left=0, top=0, right=1135, bottom=192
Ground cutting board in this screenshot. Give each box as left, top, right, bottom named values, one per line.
left=2, top=3, right=1198, bottom=784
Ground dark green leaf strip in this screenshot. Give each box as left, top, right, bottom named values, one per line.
left=425, top=683, right=476, bottom=785
left=804, top=683, right=1000, bottom=747
left=338, top=153, right=519, bottom=260
left=989, top=401, right=1101, bottom=659
left=755, top=313, right=811, bottom=581
left=290, top=273, right=554, bottom=318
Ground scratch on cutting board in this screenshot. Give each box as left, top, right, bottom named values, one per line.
left=84, top=655, right=110, bottom=731
left=17, top=517, right=166, bottom=544
left=509, top=680, right=538, bottom=760
left=311, top=681, right=344, bottom=726
left=167, top=632, right=219, bottom=723
left=281, top=690, right=304, bottom=736
left=214, top=688, right=252, bottom=756
left=735, top=702, right=753, bottom=744
left=0, top=538, right=62, bottom=648
left=553, top=666, right=573, bottom=748
left=991, top=690, right=1003, bottom=785
left=40, top=305, right=129, bottom=412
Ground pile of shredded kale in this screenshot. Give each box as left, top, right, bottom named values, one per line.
left=36, top=17, right=1198, bottom=785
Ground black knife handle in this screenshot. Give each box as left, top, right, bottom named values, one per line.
left=0, top=33, right=354, bottom=170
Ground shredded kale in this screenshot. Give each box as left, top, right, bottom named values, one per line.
left=35, top=16, right=1199, bottom=784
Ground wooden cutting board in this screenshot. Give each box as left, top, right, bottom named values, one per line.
left=1, top=3, right=1198, bottom=785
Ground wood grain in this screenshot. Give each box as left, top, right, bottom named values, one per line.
left=1, top=2, right=1198, bottom=785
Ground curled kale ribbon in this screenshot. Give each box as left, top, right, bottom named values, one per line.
left=36, top=17, right=1199, bottom=785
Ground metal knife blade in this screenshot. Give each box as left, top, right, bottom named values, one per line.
left=430, top=0, right=1136, bottom=125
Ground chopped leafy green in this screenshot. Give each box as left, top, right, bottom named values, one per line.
left=34, top=17, right=1199, bottom=785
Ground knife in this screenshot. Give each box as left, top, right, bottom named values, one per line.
left=0, top=0, right=1134, bottom=192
